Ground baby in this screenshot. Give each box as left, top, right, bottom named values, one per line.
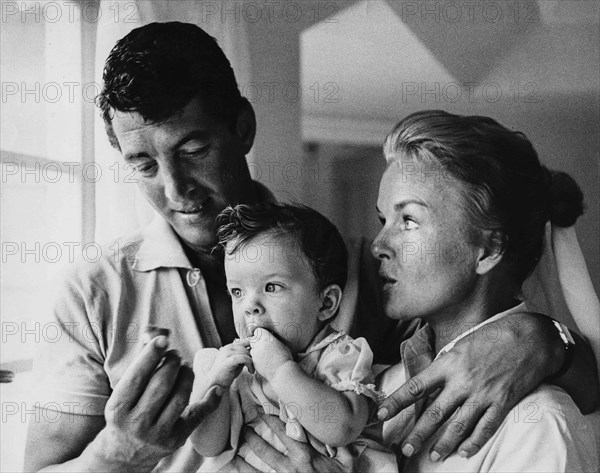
left=190, top=203, right=397, bottom=472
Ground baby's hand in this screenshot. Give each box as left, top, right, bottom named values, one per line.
left=249, top=328, right=293, bottom=380
left=203, top=340, right=254, bottom=388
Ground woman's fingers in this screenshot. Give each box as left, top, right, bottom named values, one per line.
left=400, top=394, right=463, bottom=458
left=377, top=365, right=444, bottom=421
left=107, top=335, right=170, bottom=414
left=456, top=402, right=509, bottom=458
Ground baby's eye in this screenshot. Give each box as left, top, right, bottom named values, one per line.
left=265, top=283, right=282, bottom=293
left=229, top=288, right=243, bottom=299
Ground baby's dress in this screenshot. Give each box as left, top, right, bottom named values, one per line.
left=194, top=325, right=399, bottom=473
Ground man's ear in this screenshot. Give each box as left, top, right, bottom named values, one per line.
left=318, top=284, right=343, bottom=322
left=235, top=100, right=256, bottom=153
left=476, top=230, right=506, bottom=275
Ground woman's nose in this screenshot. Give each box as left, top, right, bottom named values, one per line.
left=371, top=231, right=393, bottom=260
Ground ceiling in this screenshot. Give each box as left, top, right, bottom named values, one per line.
left=301, top=0, right=600, bottom=142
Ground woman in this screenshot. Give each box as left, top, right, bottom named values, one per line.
left=372, top=110, right=598, bottom=472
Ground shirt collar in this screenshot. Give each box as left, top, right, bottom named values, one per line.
left=131, top=181, right=276, bottom=272
left=400, top=302, right=527, bottom=379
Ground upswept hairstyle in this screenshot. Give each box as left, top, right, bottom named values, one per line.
left=96, top=22, right=245, bottom=149
left=384, top=110, right=584, bottom=284
left=217, top=203, right=348, bottom=291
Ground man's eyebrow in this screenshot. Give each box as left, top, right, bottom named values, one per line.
left=123, top=130, right=211, bottom=161
left=172, top=130, right=211, bottom=150
left=124, top=151, right=149, bottom=161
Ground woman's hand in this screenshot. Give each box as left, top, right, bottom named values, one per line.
left=249, top=328, right=293, bottom=380
left=377, top=312, right=565, bottom=462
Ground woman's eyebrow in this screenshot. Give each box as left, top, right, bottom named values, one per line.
left=393, top=199, right=428, bottom=212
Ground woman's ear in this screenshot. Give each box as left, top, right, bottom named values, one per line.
left=234, top=100, right=256, bottom=153
left=476, top=230, right=506, bottom=275
left=318, top=284, right=343, bottom=322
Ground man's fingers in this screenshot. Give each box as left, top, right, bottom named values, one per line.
left=257, top=412, right=297, bottom=451
left=400, top=395, right=463, bottom=458
left=243, top=424, right=288, bottom=469
left=456, top=403, right=508, bottom=458
left=155, top=364, right=195, bottom=428
left=218, top=455, right=261, bottom=473
left=177, top=385, right=223, bottom=440
left=136, top=350, right=182, bottom=421
left=109, top=336, right=170, bottom=411
left=377, top=368, right=443, bottom=421
left=429, top=403, right=485, bottom=461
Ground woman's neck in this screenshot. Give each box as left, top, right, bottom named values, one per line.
left=427, top=276, right=520, bottom=353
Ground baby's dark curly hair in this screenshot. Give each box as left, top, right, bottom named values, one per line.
left=217, top=203, right=348, bottom=291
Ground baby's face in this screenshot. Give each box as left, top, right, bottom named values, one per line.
left=224, top=232, right=324, bottom=354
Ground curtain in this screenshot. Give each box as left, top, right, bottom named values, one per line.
left=93, top=0, right=251, bottom=243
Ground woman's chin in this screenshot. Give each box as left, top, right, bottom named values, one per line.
left=384, top=298, right=420, bottom=321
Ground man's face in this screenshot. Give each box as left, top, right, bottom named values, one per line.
left=111, top=97, right=254, bottom=252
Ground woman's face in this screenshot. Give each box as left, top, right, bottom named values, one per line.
left=372, top=160, right=483, bottom=323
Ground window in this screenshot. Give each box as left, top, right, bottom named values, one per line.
left=1, top=1, right=95, bottom=371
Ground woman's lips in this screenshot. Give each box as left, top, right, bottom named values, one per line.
left=379, top=272, right=397, bottom=290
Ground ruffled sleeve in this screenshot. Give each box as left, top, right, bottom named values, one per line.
left=313, top=335, right=384, bottom=404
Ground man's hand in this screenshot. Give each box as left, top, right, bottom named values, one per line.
left=89, top=336, right=222, bottom=472
left=377, top=313, right=556, bottom=462
left=224, top=413, right=355, bottom=473
left=249, top=328, right=293, bottom=380
left=205, top=340, right=255, bottom=388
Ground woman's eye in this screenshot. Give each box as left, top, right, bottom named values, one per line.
left=265, top=283, right=281, bottom=293
left=403, top=218, right=419, bottom=230
left=229, top=288, right=243, bottom=299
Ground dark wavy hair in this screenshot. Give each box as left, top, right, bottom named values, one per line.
left=217, top=203, right=348, bottom=291
left=384, top=110, right=584, bottom=284
left=96, top=22, right=245, bottom=149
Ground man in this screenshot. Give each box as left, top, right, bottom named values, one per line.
left=25, top=22, right=597, bottom=472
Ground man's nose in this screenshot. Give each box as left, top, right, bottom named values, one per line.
left=371, top=230, right=393, bottom=260
left=162, top=164, right=198, bottom=204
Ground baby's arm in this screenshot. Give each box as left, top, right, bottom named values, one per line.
left=273, top=362, right=370, bottom=447
left=250, top=328, right=370, bottom=447
left=190, top=341, right=254, bottom=457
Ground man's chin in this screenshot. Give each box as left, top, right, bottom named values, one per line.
left=172, top=224, right=218, bottom=254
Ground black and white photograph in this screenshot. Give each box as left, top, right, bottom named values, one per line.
left=1, top=1, right=599, bottom=471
